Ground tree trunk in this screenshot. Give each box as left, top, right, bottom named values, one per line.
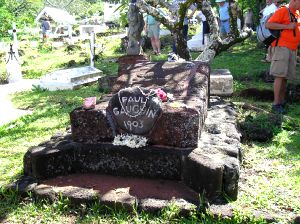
left=173, top=29, right=191, bottom=60
left=127, top=3, right=145, bottom=55
left=135, top=0, right=252, bottom=62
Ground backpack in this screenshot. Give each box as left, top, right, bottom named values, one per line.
left=256, top=7, right=296, bottom=46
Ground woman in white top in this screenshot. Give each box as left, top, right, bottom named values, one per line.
left=196, top=11, right=210, bottom=45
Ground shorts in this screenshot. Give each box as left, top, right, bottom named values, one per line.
left=270, top=46, right=297, bottom=80
left=147, top=24, right=160, bottom=38
left=220, top=20, right=230, bottom=35
left=42, top=30, right=51, bottom=38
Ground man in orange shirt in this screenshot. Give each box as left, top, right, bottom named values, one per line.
left=266, top=0, right=300, bottom=113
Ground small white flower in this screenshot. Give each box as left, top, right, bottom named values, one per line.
left=152, top=97, right=162, bottom=106
left=167, top=93, right=174, bottom=101
left=113, top=134, right=148, bottom=148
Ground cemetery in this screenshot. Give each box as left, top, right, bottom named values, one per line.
left=0, top=0, right=300, bottom=223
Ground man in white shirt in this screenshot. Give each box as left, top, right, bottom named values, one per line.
left=260, top=0, right=279, bottom=62
left=262, top=0, right=278, bottom=17
left=171, top=0, right=196, bottom=53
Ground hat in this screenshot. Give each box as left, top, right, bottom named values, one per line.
left=216, top=0, right=225, bottom=2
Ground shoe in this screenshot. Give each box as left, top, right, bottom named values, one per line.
left=260, top=59, right=269, bottom=63
left=272, top=104, right=285, bottom=114
left=279, top=100, right=287, bottom=108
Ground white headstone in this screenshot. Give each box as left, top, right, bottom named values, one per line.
left=6, top=23, right=22, bottom=83
left=6, top=44, right=22, bottom=83
left=36, top=66, right=103, bottom=91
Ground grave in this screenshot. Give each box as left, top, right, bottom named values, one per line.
left=36, top=32, right=101, bottom=91
left=19, top=56, right=241, bottom=215
left=6, top=23, right=22, bottom=83
left=210, top=69, right=233, bottom=96
left=36, top=66, right=103, bottom=91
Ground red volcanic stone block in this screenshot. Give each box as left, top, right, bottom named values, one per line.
left=71, top=61, right=209, bottom=148
left=70, top=101, right=114, bottom=143
left=70, top=98, right=203, bottom=148
left=148, top=104, right=200, bottom=148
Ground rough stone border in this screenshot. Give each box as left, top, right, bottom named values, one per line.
left=5, top=96, right=287, bottom=222
left=6, top=176, right=225, bottom=217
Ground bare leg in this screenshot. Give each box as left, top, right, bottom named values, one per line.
left=279, top=78, right=287, bottom=104
left=155, top=37, right=161, bottom=53
left=150, top=37, right=157, bottom=53
left=273, top=77, right=286, bottom=105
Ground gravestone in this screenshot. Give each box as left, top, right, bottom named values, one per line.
left=37, top=66, right=103, bottom=91
left=210, top=69, right=233, bottom=96
left=107, top=87, right=162, bottom=135
left=22, top=57, right=242, bottom=211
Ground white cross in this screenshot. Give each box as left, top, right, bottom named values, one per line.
left=8, top=22, right=19, bottom=49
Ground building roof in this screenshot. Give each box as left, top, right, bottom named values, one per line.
left=35, top=7, right=76, bottom=24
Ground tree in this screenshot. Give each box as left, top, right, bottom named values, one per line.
left=0, top=0, right=43, bottom=38
left=136, top=0, right=252, bottom=62
left=45, top=0, right=103, bottom=18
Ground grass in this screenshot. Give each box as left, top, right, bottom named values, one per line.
left=0, top=34, right=300, bottom=223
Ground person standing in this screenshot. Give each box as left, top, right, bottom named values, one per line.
left=244, top=8, right=254, bottom=29
left=196, top=10, right=210, bottom=45
left=41, top=17, right=51, bottom=41
left=265, top=0, right=300, bottom=113
left=145, top=12, right=162, bottom=55
left=216, top=0, right=230, bottom=36
left=171, top=0, right=196, bottom=54
left=261, top=0, right=278, bottom=17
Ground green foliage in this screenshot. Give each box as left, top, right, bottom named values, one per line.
left=0, top=0, right=43, bottom=38
left=37, top=42, right=53, bottom=53
left=0, top=7, right=13, bottom=38
left=211, top=38, right=270, bottom=85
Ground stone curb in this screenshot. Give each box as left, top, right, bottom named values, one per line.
left=6, top=178, right=282, bottom=222
left=6, top=177, right=225, bottom=217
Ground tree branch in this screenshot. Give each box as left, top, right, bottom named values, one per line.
left=136, top=0, right=175, bottom=29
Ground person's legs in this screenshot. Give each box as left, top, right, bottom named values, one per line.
left=148, top=25, right=157, bottom=53
left=220, top=21, right=229, bottom=37
left=150, top=37, right=157, bottom=53
left=172, top=43, right=176, bottom=53
left=273, top=77, right=286, bottom=105
left=279, top=78, right=287, bottom=104
left=271, top=47, right=291, bottom=113
left=222, top=20, right=230, bottom=35
left=153, top=25, right=160, bottom=54
left=155, top=37, right=161, bottom=54
left=183, top=24, right=188, bottom=40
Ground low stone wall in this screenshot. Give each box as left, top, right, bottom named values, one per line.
left=24, top=96, right=241, bottom=200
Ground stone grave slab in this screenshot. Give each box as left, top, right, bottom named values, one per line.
left=23, top=96, right=241, bottom=201
left=107, top=87, right=162, bottom=135
left=210, top=69, right=233, bottom=96
left=71, top=61, right=209, bottom=148
left=37, top=66, right=103, bottom=91
left=21, top=56, right=242, bottom=211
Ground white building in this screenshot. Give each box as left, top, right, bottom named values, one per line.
left=35, top=7, right=76, bottom=38
left=103, top=2, right=121, bottom=22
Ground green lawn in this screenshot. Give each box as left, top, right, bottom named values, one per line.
left=0, top=36, right=299, bottom=223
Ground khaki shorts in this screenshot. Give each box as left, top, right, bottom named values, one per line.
left=270, top=46, right=297, bottom=80
left=147, top=24, right=160, bottom=38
